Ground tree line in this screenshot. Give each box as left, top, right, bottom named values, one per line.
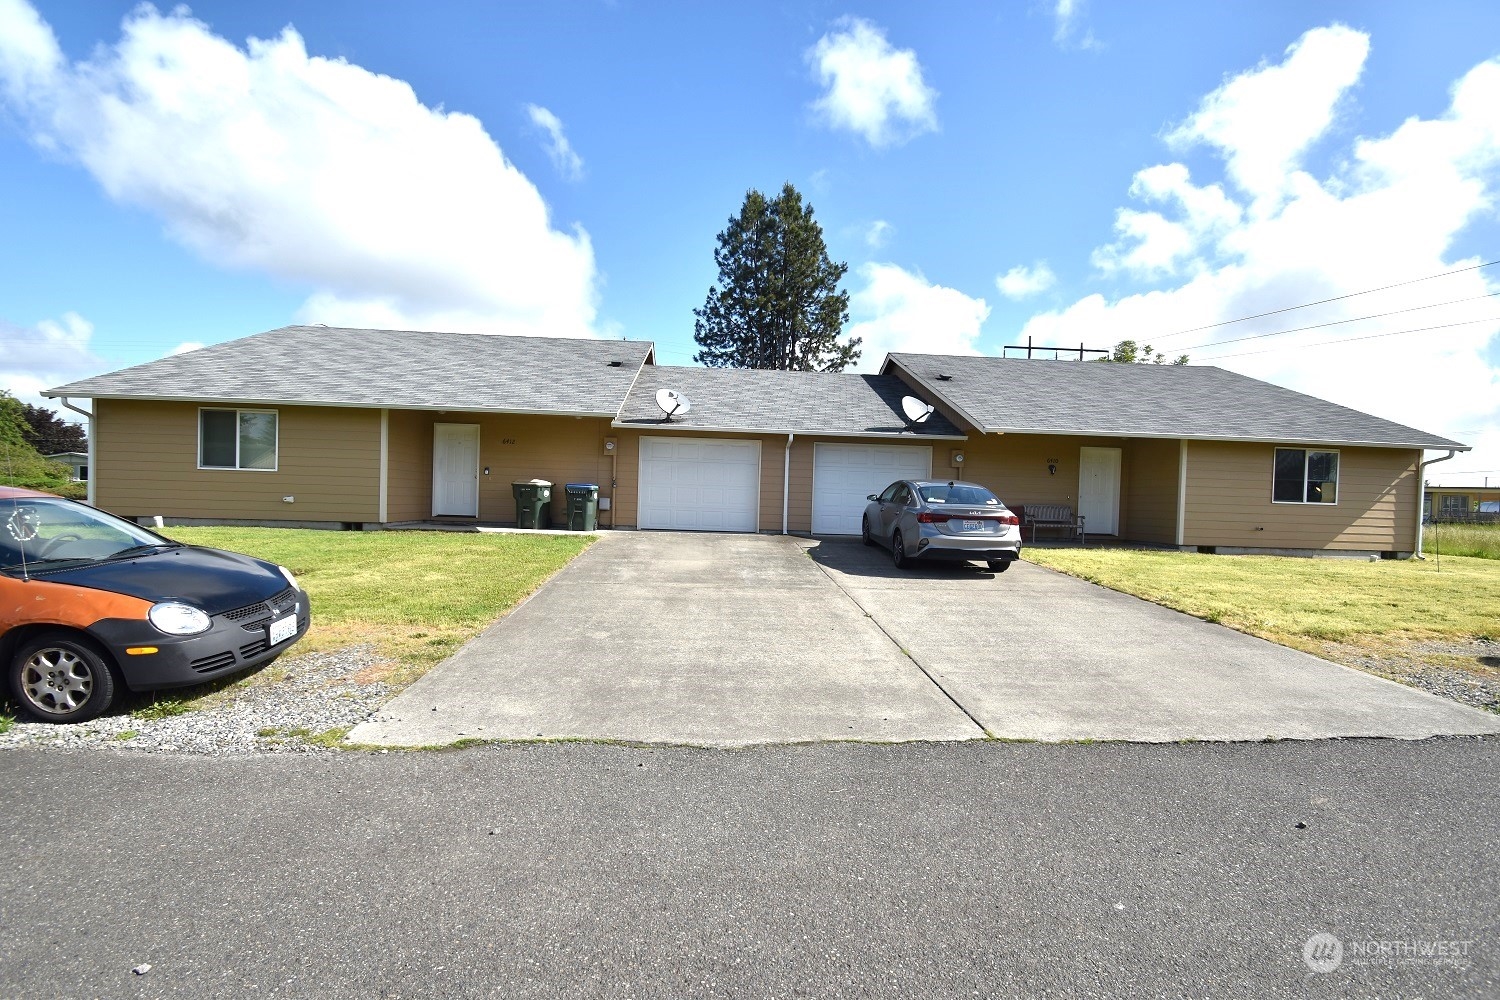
left=0, top=392, right=88, bottom=497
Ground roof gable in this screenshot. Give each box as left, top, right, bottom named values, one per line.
left=616, top=365, right=964, bottom=438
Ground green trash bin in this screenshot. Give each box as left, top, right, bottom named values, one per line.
left=512, top=479, right=553, bottom=529
left=564, top=483, right=599, bottom=531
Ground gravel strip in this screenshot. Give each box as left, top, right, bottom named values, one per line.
left=0, top=646, right=391, bottom=756
left=1322, top=637, right=1500, bottom=715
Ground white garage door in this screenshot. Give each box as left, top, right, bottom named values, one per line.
left=638, top=436, right=761, bottom=532
left=812, top=443, right=932, bottom=535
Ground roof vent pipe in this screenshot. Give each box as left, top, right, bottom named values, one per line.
left=1414, top=449, right=1457, bottom=559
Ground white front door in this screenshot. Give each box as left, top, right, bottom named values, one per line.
left=432, top=423, right=480, bottom=517
left=811, top=443, right=932, bottom=535
left=638, top=436, right=760, bottom=532
left=1078, top=446, right=1121, bottom=536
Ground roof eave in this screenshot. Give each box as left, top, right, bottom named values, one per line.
left=44, top=391, right=621, bottom=419
left=975, top=425, right=1470, bottom=450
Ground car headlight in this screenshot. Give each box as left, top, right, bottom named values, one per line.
left=148, top=602, right=212, bottom=636
left=278, top=565, right=299, bottom=591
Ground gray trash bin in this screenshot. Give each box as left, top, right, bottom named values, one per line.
left=512, top=479, right=553, bottom=529
left=564, top=483, right=599, bottom=531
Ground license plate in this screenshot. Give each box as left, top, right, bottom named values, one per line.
left=962, top=520, right=984, bottom=531
left=268, top=614, right=298, bottom=646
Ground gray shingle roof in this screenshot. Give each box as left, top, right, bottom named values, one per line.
left=616, top=366, right=964, bottom=438
left=45, top=326, right=655, bottom=415
left=885, top=353, right=1467, bottom=450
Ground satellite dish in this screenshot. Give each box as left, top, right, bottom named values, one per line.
left=655, top=388, right=692, bottom=419
left=901, top=395, right=935, bottom=424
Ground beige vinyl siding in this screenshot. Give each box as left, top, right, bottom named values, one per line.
left=94, top=399, right=380, bottom=522
left=958, top=433, right=1129, bottom=516
left=385, top=411, right=616, bottom=524
left=1123, top=438, right=1179, bottom=544
left=1183, top=442, right=1419, bottom=551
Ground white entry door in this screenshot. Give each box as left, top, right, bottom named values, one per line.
left=811, top=443, right=932, bottom=535
left=432, top=423, right=480, bottom=517
left=1078, top=446, right=1121, bottom=536
left=638, top=436, right=760, bottom=531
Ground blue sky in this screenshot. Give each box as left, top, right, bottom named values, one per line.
left=2, top=0, right=1498, bottom=484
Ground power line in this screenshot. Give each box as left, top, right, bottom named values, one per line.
left=1192, top=315, right=1500, bottom=361
left=1175, top=291, right=1500, bottom=352
left=1152, top=259, right=1499, bottom=342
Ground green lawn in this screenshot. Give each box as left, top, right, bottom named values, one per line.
left=1023, top=546, right=1499, bottom=682
left=1423, top=522, right=1500, bottom=560
left=164, top=527, right=593, bottom=685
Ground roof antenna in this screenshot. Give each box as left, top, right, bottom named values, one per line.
left=655, top=388, right=692, bottom=422
left=900, top=396, right=934, bottom=425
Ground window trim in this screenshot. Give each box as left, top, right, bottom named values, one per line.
left=197, top=407, right=280, bottom=472
left=1271, top=446, right=1339, bottom=506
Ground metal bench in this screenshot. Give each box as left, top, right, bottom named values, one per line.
left=1022, top=503, right=1085, bottom=544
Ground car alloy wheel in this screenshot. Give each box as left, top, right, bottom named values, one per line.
left=10, top=634, right=116, bottom=724
left=891, top=531, right=908, bottom=569
left=862, top=516, right=875, bottom=547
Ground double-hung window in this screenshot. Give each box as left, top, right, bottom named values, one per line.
left=199, top=408, right=278, bottom=471
left=1273, top=448, right=1338, bottom=504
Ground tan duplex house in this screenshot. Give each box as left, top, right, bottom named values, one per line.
left=45, top=325, right=1468, bottom=556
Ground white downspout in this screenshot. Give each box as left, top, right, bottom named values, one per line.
left=58, top=396, right=95, bottom=507
left=782, top=433, right=794, bottom=535
left=1414, top=449, right=1457, bottom=559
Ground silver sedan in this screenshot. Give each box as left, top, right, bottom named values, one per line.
left=861, top=480, right=1022, bottom=573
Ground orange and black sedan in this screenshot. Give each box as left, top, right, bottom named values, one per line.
left=1, top=487, right=309, bottom=723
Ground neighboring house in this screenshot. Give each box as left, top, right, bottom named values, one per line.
left=1424, top=485, right=1500, bottom=523
left=44, top=451, right=88, bottom=482
left=45, top=325, right=1468, bottom=556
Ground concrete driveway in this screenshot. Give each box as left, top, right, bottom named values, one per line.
left=350, top=533, right=1500, bottom=747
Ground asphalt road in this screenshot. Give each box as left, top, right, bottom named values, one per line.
left=2, top=738, right=1496, bottom=999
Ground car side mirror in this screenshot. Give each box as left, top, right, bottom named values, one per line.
left=867, top=494, right=879, bottom=502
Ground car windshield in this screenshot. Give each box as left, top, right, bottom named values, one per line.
left=1, top=497, right=175, bottom=572
left=918, top=484, right=1001, bottom=506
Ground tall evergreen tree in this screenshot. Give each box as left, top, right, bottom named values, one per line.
left=693, top=183, right=859, bottom=372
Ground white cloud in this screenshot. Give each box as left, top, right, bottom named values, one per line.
left=1051, top=0, right=1100, bottom=51
left=1018, top=26, right=1500, bottom=482
left=865, top=219, right=893, bottom=249
left=525, top=103, right=583, bottom=182
left=0, top=1, right=599, bottom=338
left=1166, top=24, right=1368, bottom=209
left=846, top=263, right=989, bottom=371
left=169, top=341, right=205, bottom=355
left=1092, top=164, right=1244, bottom=277
left=807, top=18, right=937, bottom=148
left=0, top=312, right=104, bottom=413
left=996, top=261, right=1057, bottom=299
